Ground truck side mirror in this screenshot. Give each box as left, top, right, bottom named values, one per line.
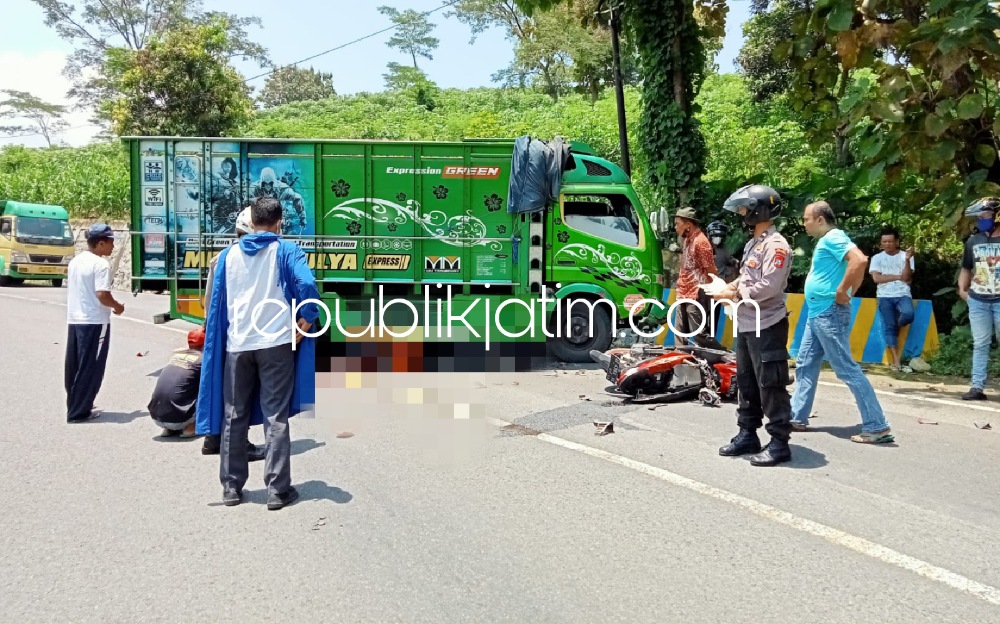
left=0, top=221, right=10, bottom=236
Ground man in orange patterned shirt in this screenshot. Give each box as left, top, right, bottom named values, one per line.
left=672, top=207, right=726, bottom=350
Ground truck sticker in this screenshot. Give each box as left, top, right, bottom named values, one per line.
left=554, top=243, right=650, bottom=285
left=326, top=198, right=502, bottom=251
left=308, top=253, right=358, bottom=271
left=146, top=234, right=165, bottom=253
left=443, top=166, right=501, bottom=179
left=143, top=159, right=165, bottom=183
left=363, top=254, right=411, bottom=270
left=425, top=256, right=460, bottom=273
left=144, top=188, right=165, bottom=207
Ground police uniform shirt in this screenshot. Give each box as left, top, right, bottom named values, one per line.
left=732, top=225, right=792, bottom=333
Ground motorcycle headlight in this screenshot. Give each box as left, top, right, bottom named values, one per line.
left=11, top=251, right=29, bottom=263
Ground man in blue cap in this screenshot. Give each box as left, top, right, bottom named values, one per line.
left=65, top=224, right=125, bottom=422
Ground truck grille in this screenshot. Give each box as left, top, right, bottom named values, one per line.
left=29, top=255, right=64, bottom=264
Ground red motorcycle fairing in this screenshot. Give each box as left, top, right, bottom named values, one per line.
left=714, top=361, right=737, bottom=395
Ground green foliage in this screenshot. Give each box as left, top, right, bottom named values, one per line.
left=695, top=74, right=830, bottom=189
left=928, top=325, right=1000, bottom=378
left=736, top=0, right=797, bottom=102
left=0, top=143, right=129, bottom=220
left=780, top=0, right=1000, bottom=219
left=101, top=15, right=255, bottom=137
left=257, top=66, right=336, bottom=109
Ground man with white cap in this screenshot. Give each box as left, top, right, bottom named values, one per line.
left=199, top=207, right=265, bottom=461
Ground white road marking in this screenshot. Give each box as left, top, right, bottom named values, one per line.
left=487, top=416, right=1000, bottom=607
left=0, top=292, right=190, bottom=334
left=818, top=380, right=1000, bottom=415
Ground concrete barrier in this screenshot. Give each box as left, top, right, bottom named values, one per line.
left=650, top=289, right=940, bottom=364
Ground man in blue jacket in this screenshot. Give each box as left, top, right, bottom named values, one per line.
left=196, top=196, right=321, bottom=510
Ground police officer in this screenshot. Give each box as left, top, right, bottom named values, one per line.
left=711, top=185, right=794, bottom=466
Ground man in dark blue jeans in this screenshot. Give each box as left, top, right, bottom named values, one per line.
left=869, top=228, right=915, bottom=372
left=788, top=201, right=893, bottom=444
left=958, top=197, right=1000, bottom=401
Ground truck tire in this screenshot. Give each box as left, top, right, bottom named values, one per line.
left=51, top=279, right=63, bottom=288
left=548, top=300, right=613, bottom=363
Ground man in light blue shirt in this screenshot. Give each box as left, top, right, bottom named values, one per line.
left=789, top=201, right=893, bottom=444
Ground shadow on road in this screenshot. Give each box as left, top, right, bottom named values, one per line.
left=93, top=410, right=146, bottom=424
left=807, top=425, right=858, bottom=440
left=786, top=445, right=828, bottom=469
left=799, top=425, right=900, bottom=448
left=296, top=480, right=353, bottom=504
left=291, top=438, right=326, bottom=456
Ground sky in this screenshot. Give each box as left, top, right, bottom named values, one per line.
left=0, top=0, right=752, bottom=149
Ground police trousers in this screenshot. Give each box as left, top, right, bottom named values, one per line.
left=735, top=316, right=792, bottom=442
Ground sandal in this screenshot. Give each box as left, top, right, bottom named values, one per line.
left=851, top=429, right=894, bottom=444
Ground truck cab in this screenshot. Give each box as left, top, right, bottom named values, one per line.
left=0, top=201, right=76, bottom=287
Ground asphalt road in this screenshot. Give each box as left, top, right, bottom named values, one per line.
left=2, top=284, right=1000, bottom=623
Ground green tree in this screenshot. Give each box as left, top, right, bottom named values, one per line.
left=780, top=0, right=1000, bottom=218
left=515, top=0, right=718, bottom=210
left=100, top=15, right=254, bottom=137
left=382, top=63, right=440, bottom=110
left=735, top=1, right=798, bottom=102
left=258, top=66, right=336, bottom=109
left=30, top=0, right=268, bottom=120
left=0, top=90, right=70, bottom=147
left=378, top=5, right=440, bottom=70
left=451, top=0, right=640, bottom=103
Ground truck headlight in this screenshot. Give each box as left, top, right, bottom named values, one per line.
left=63, top=254, right=75, bottom=264
left=11, top=251, right=29, bottom=263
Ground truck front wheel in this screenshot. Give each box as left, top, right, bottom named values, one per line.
left=51, top=279, right=63, bottom=288
left=548, top=300, right=613, bottom=363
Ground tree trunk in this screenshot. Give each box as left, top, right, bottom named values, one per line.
left=672, top=24, right=687, bottom=114
left=541, top=62, right=559, bottom=103
left=835, top=66, right=852, bottom=166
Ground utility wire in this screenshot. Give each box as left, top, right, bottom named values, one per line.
left=244, top=0, right=463, bottom=83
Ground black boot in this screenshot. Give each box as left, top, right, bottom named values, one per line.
left=247, top=442, right=266, bottom=462
left=719, top=428, right=762, bottom=456
left=749, top=438, right=791, bottom=467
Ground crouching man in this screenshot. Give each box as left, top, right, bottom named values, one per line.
left=151, top=327, right=264, bottom=461
left=149, top=328, right=206, bottom=438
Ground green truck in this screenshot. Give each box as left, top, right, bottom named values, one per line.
left=123, top=136, right=667, bottom=370
left=0, top=200, right=76, bottom=287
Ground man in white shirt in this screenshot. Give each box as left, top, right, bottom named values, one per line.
left=197, top=197, right=320, bottom=510
left=65, top=224, right=125, bottom=423
left=869, top=227, right=915, bottom=371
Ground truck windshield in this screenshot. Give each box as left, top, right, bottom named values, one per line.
left=16, top=216, right=74, bottom=246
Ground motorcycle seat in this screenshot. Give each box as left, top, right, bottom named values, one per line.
left=674, top=345, right=734, bottom=365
